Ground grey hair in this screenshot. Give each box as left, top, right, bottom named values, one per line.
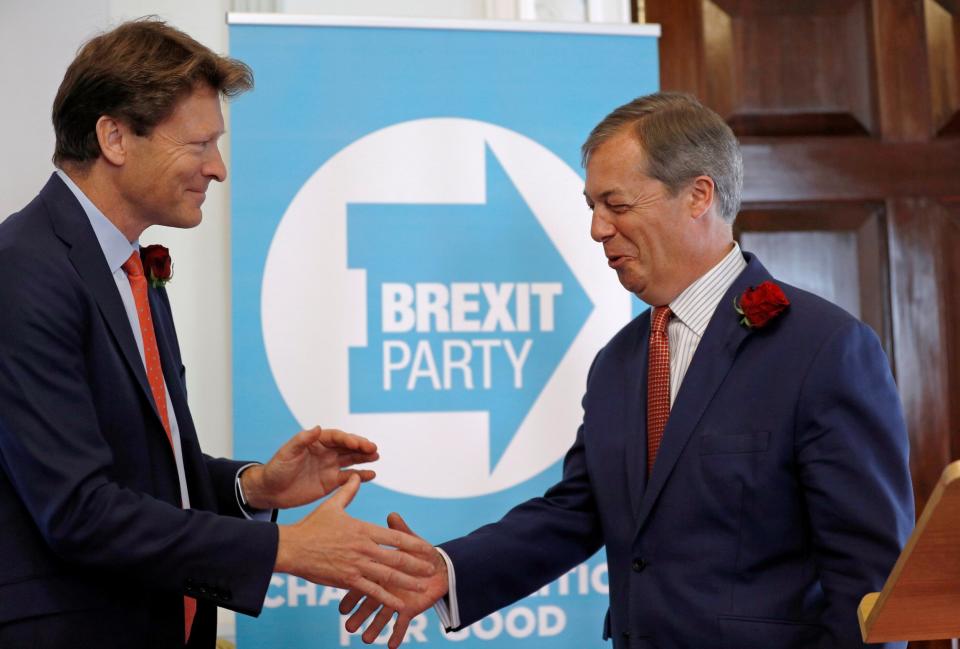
left=581, top=92, right=743, bottom=224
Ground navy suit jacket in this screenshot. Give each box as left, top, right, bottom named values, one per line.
left=0, top=175, right=277, bottom=647
left=440, top=253, right=915, bottom=649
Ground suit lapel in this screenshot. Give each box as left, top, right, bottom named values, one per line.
left=44, top=174, right=166, bottom=431
left=149, top=289, right=194, bottom=445
left=150, top=288, right=212, bottom=506
left=633, top=255, right=773, bottom=533
left=625, top=310, right=651, bottom=518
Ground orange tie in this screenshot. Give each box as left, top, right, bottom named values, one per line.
left=122, top=251, right=197, bottom=642
left=646, top=306, right=672, bottom=474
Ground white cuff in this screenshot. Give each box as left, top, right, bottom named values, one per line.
left=432, top=547, right=460, bottom=630
left=235, top=463, right=275, bottom=522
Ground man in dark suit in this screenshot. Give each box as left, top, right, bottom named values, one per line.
left=0, top=19, right=434, bottom=648
left=339, top=93, right=916, bottom=648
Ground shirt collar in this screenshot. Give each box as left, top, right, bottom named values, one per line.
left=56, top=169, right=138, bottom=273
left=668, top=242, right=747, bottom=338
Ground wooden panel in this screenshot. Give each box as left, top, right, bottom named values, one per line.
left=739, top=230, right=861, bottom=313
left=873, top=0, right=934, bottom=140
left=740, top=137, right=960, bottom=202
left=734, top=203, right=891, bottom=353
left=702, top=0, right=875, bottom=135
left=645, top=0, right=705, bottom=96
left=702, top=0, right=735, bottom=119
left=888, top=198, right=954, bottom=516
left=925, top=0, right=960, bottom=135
left=941, top=202, right=960, bottom=463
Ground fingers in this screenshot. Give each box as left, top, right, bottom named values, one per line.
left=293, top=425, right=325, bottom=449
left=328, top=473, right=362, bottom=509
left=386, top=512, right=414, bottom=536
left=337, top=451, right=380, bottom=468
left=362, top=558, right=427, bottom=593
left=366, top=525, right=435, bottom=558
left=365, top=546, right=433, bottom=582
left=388, top=615, right=413, bottom=649
left=348, top=576, right=405, bottom=611
left=338, top=589, right=364, bottom=615
left=346, top=595, right=385, bottom=632
left=363, top=606, right=398, bottom=644
left=363, top=538, right=435, bottom=577
left=337, top=469, right=377, bottom=486
left=318, top=427, right=378, bottom=454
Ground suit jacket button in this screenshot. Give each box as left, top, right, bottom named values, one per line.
left=622, top=630, right=631, bottom=639
left=632, top=558, right=647, bottom=572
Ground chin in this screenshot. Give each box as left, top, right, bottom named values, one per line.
left=174, top=209, right=204, bottom=229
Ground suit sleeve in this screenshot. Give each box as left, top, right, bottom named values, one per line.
left=439, top=357, right=605, bottom=629
left=0, top=249, right=277, bottom=616
left=795, top=319, right=914, bottom=649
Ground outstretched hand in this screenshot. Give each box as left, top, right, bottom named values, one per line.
left=339, top=513, right=450, bottom=649
left=241, top=426, right=379, bottom=510
left=275, top=475, right=438, bottom=611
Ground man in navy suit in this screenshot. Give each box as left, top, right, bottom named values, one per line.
left=339, top=93, right=915, bottom=648
left=0, top=19, right=435, bottom=648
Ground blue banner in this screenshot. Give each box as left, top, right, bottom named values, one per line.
left=230, top=15, right=657, bottom=648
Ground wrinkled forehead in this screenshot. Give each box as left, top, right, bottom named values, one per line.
left=157, top=84, right=226, bottom=137
left=584, top=132, right=654, bottom=196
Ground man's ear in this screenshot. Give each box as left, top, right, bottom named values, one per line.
left=95, top=115, right=127, bottom=166
left=688, top=175, right=716, bottom=219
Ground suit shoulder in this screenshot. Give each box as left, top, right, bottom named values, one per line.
left=589, top=309, right=648, bottom=373
left=0, top=199, right=79, bottom=307
left=0, top=188, right=63, bottom=257
left=776, top=281, right=865, bottom=335
left=761, top=281, right=887, bottom=371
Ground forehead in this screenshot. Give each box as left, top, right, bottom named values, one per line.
left=160, top=84, right=225, bottom=135
left=584, top=128, right=652, bottom=195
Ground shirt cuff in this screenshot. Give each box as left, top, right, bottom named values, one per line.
left=235, top=463, right=275, bottom=522
left=432, top=547, right=460, bottom=630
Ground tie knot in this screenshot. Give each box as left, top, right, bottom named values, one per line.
left=122, top=251, right=144, bottom=278
left=651, top=306, right=672, bottom=334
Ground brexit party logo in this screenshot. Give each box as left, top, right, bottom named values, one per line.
left=261, top=119, right=629, bottom=498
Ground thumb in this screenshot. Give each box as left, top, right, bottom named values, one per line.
left=387, top=512, right=417, bottom=538
left=328, top=473, right=361, bottom=509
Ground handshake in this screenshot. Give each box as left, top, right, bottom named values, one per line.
left=246, top=426, right=450, bottom=648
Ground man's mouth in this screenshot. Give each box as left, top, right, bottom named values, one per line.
left=607, top=254, right=629, bottom=269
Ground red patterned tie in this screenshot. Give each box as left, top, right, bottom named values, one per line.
left=647, top=306, right=672, bottom=474
left=122, top=251, right=197, bottom=642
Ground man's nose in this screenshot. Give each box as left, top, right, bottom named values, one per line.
left=205, top=143, right=227, bottom=182
left=591, top=208, right=615, bottom=242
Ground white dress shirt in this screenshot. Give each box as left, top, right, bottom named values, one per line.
left=435, top=242, right=747, bottom=629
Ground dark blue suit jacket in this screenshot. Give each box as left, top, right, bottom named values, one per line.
left=440, top=253, right=914, bottom=649
left=0, top=175, right=277, bottom=647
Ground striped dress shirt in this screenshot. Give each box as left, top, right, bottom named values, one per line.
left=665, top=243, right=747, bottom=406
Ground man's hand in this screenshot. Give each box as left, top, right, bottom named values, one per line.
left=275, top=475, right=437, bottom=611
left=241, top=426, right=378, bottom=510
left=339, top=513, right=450, bottom=649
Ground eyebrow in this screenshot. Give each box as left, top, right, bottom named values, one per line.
left=583, top=189, right=623, bottom=202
